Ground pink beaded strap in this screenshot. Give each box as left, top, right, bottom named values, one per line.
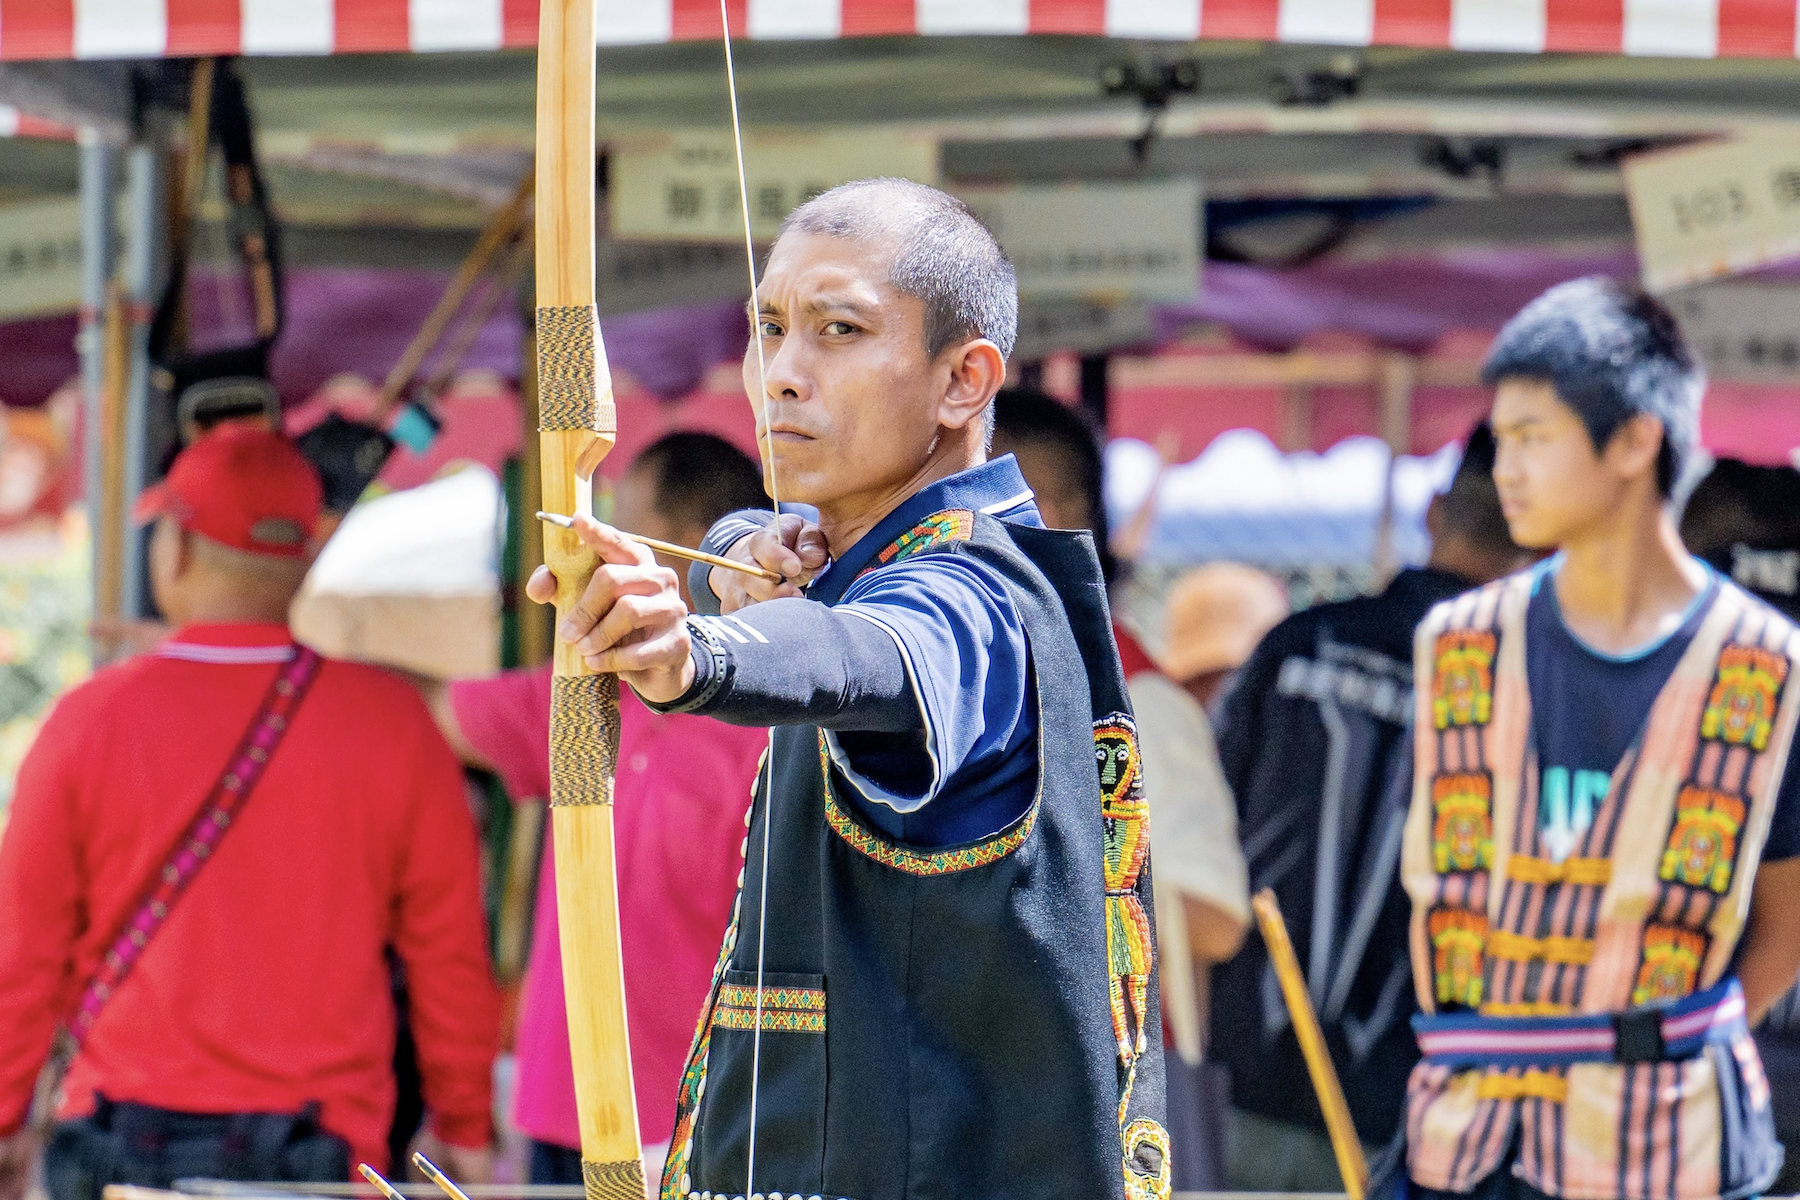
left=68, top=646, right=322, bottom=1047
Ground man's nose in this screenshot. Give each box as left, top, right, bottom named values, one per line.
left=760, top=334, right=808, bottom=401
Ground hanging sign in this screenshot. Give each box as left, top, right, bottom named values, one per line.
left=596, top=238, right=746, bottom=316
left=1012, top=297, right=1158, bottom=362
left=1624, top=133, right=1800, bottom=292
left=1667, top=281, right=1800, bottom=381
left=957, top=180, right=1202, bottom=301
left=0, top=197, right=81, bottom=319
left=609, top=128, right=939, bottom=242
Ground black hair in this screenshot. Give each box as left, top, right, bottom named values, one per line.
left=1481, top=277, right=1702, bottom=497
left=1680, top=457, right=1800, bottom=556
left=780, top=178, right=1019, bottom=363
left=1435, top=421, right=1520, bottom=556
left=990, top=388, right=1119, bottom=585
left=630, top=431, right=768, bottom=533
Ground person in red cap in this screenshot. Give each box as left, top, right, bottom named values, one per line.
left=0, top=427, right=500, bottom=1200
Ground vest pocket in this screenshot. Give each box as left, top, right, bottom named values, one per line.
left=692, top=970, right=828, bottom=1196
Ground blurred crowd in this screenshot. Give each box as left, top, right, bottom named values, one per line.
left=3, top=339, right=1800, bottom=1200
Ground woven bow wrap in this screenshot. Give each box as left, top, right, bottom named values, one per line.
left=535, top=2, right=645, bottom=1196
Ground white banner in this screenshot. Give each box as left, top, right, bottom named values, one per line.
left=1624, top=133, right=1800, bottom=292
left=609, top=128, right=939, bottom=242
left=1668, top=280, right=1800, bottom=381
left=0, top=197, right=81, bottom=320
left=957, top=180, right=1202, bottom=301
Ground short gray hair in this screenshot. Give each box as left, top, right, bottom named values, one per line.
left=779, top=178, right=1018, bottom=364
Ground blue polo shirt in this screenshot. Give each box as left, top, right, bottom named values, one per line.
left=683, top=456, right=1043, bottom=849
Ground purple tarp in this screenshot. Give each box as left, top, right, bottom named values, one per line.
left=5, top=246, right=1777, bottom=409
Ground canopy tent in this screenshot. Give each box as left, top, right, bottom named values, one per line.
left=1, top=0, right=1797, bottom=628
left=1, top=0, right=1796, bottom=60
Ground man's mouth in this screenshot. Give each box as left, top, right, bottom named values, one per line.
left=764, top=426, right=814, bottom=444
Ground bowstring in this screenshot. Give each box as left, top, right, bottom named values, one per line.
left=719, top=6, right=780, bottom=1196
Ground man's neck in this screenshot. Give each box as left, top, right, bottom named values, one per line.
left=166, top=588, right=295, bottom=629
left=1553, top=493, right=1706, bottom=657
left=1427, top=537, right=1516, bottom=589
left=814, top=436, right=981, bottom=558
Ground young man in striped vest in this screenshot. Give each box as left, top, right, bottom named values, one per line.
left=1396, top=278, right=1800, bottom=1200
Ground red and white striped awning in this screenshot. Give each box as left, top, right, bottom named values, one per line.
left=0, top=0, right=1795, bottom=61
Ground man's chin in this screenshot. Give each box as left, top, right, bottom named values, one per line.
left=1503, top=514, right=1559, bottom=552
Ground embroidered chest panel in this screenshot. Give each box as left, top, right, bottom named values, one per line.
left=1420, top=615, right=1504, bottom=1011
left=1416, top=592, right=1798, bottom=1020
left=855, top=508, right=976, bottom=580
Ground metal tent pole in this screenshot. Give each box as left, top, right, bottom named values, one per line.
left=77, top=131, right=114, bottom=599
left=119, top=142, right=163, bottom=620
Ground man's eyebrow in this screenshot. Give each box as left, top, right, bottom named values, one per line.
left=803, top=294, right=876, bottom=319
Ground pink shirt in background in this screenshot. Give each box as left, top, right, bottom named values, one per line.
left=449, top=665, right=766, bottom=1147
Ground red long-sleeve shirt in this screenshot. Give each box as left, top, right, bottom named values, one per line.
left=0, top=623, right=499, bottom=1173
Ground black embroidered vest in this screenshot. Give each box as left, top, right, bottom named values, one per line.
left=659, top=508, right=1170, bottom=1200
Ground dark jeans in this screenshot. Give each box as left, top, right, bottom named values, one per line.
left=528, top=1139, right=583, bottom=1185
left=45, top=1096, right=350, bottom=1200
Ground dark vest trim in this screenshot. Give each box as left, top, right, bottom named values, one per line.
left=817, top=730, right=1038, bottom=875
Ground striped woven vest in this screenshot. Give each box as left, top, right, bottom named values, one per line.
left=1400, top=571, right=1800, bottom=1200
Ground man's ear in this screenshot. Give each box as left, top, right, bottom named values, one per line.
left=938, top=338, right=1007, bottom=432
left=171, top=521, right=199, bottom=578
left=1425, top=492, right=1446, bottom=542
left=1603, top=413, right=1666, bottom=484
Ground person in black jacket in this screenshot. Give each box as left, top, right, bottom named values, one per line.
left=1210, top=423, right=1532, bottom=1191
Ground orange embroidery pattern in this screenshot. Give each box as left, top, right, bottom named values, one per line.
left=1659, top=786, right=1746, bottom=893
left=1633, top=926, right=1707, bottom=1005
left=1432, top=630, right=1497, bottom=730
left=871, top=508, right=975, bottom=568
left=1429, top=908, right=1488, bottom=1007
left=1431, top=772, right=1494, bottom=873
left=1701, top=645, right=1788, bottom=751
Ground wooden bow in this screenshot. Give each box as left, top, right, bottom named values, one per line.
left=534, top=2, right=646, bottom=1197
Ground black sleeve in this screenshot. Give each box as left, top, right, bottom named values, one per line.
left=687, top=509, right=778, bottom=617
left=1761, top=748, right=1800, bottom=862
left=1214, top=627, right=1284, bottom=806
left=643, top=596, right=922, bottom=734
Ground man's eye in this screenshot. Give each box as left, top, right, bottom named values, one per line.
left=759, top=321, right=783, bottom=338
left=824, top=321, right=856, bottom=335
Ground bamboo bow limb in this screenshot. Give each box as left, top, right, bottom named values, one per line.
left=536, top=0, right=645, bottom=1196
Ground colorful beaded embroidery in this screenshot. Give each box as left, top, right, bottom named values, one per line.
left=1122, top=1116, right=1174, bottom=1200
left=1431, top=772, right=1494, bottom=874
left=869, top=508, right=975, bottom=570
left=1633, top=925, right=1708, bottom=1005
left=1097, top=714, right=1153, bottom=1060
left=1429, top=908, right=1488, bottom=1007
left=1659, top=786, right=1746, bottom=893
left=1431, top=630, right=1497, bottom=730
left=713, top=983, right=828, bottom=1031
left=712, top=1006, right=827, bottom=1033
left=1701, top=645, right=1789, bottom=751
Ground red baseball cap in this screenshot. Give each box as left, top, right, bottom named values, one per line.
left=135, top=425, right=323, bottom=557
